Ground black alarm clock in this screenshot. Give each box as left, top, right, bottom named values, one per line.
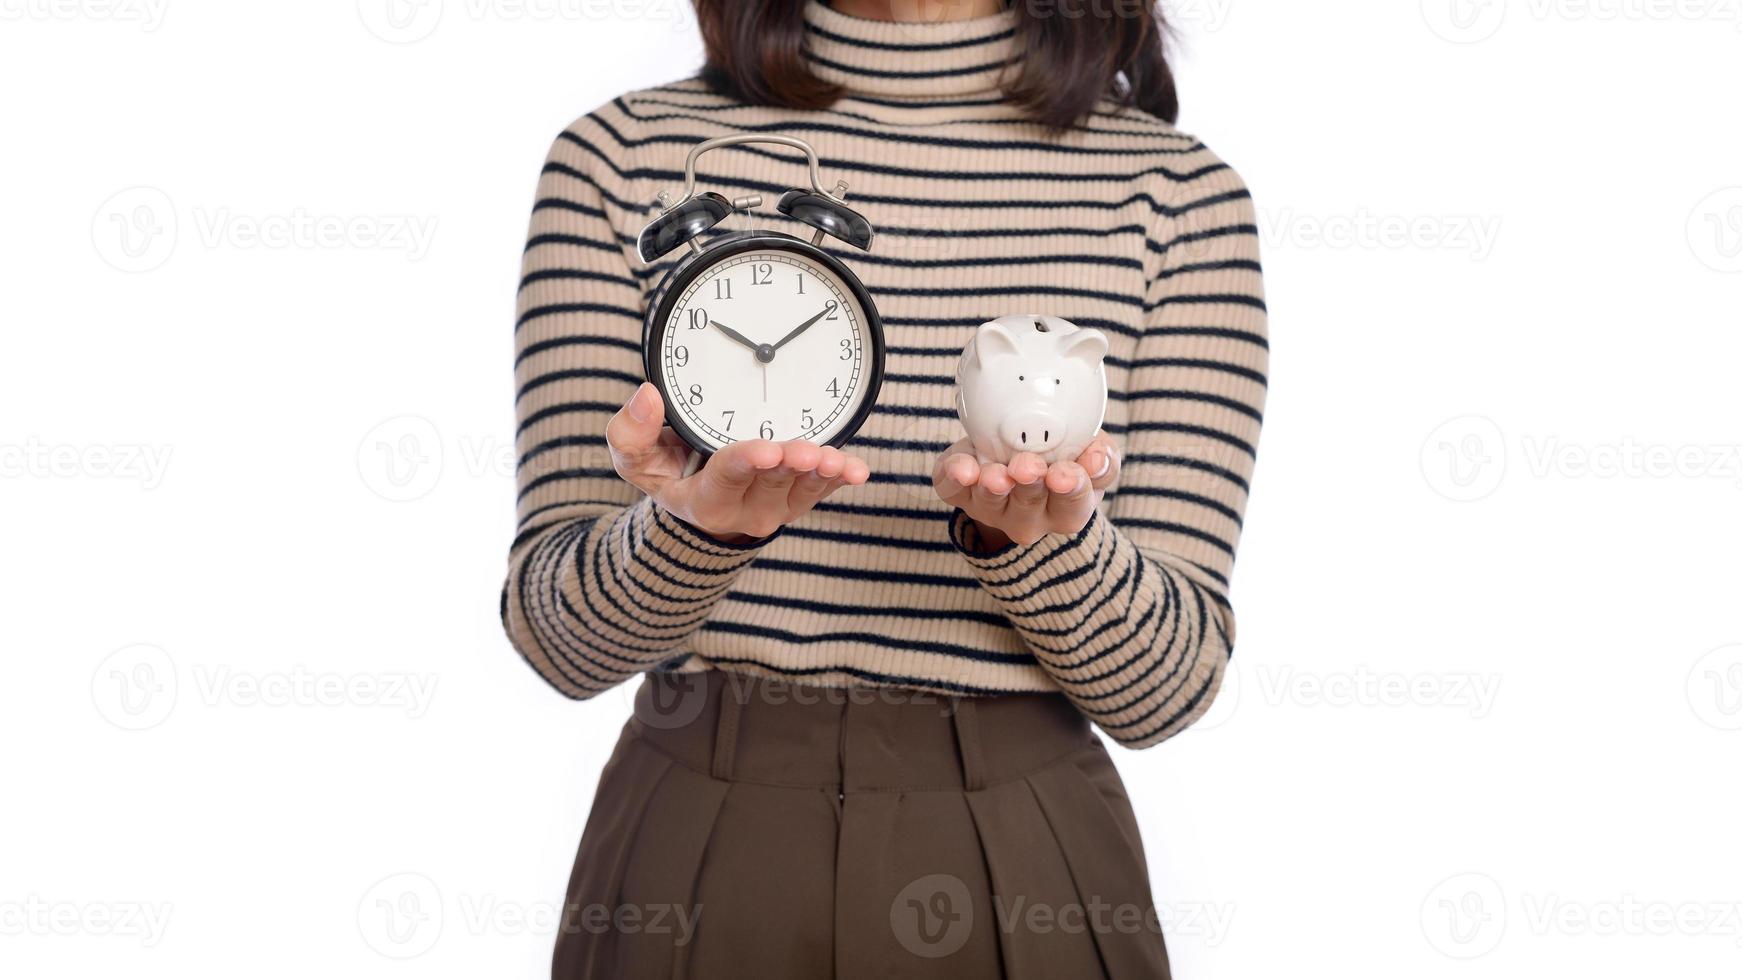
left=637, top=134, right=885, bottom=462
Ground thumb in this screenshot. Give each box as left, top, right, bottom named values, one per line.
left=606, top=383, right=670, bottom=483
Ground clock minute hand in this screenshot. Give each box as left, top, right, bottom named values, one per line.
left=771, top=306, right=833, bottom=352
left=710, top=320, right=760, bottom=352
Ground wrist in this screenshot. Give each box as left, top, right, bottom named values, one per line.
left=968, top=519, right=1012, bottom=553
left=653, top=501, right=777, bottom=549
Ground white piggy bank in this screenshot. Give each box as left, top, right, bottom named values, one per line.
left=955, top=315, right=1109, bottom=464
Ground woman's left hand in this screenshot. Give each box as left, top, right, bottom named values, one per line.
left=933, top=432, right=1121, bottom=550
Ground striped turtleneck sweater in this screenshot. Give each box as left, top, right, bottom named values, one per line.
left=503, top=1, right=1268, bottom=748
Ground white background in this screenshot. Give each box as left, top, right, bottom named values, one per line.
left=2, top=0, right=1740, bottom=977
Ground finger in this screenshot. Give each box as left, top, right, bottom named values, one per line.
left=1076, top=433, right=1121, bottom=492
left=739, top=441, right=822, bottom=528
left=788, top=446, right=846, bottom=513
left=1005, top=452, right=1049, bottom=487
left=1045, top=461, right=1096, bottom=527
left=1006, top=452, right=1050, bottom=514
left=1005, top=465, right=1049, bottom=532
left=605, top=383, right=674, bottom=491
left=678, top=439, right=781, bottom=523
left=969, top=463, right=1014, bottom=519
left=933, top=451, right=981, bottom=504
left=838, top=453, right=870, bottom=486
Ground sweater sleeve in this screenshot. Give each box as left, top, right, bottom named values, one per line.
left=947, top=154, right=1267, bottom=749
left=501, top=115, right=780, bottom=699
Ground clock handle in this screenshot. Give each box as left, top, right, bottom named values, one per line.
left=667, top=134, right=849, bottom=211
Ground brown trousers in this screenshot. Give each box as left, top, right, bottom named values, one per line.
left=552, top=670, right=1171, bottom=979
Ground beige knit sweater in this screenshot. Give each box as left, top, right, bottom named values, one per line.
left=502, top=1, right=1268, bottom=748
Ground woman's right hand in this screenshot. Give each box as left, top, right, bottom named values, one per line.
left=606, top=382, right=871, bottom=544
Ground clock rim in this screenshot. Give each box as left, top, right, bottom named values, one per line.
left=642, top=230, right=886, bottom=456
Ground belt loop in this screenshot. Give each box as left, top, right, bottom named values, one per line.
left=951, top=697, right=988, bottom=792
left=711, top=672, right=747, bottom=781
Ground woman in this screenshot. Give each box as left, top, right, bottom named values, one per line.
left=503, top=0, right=1266, bottom=976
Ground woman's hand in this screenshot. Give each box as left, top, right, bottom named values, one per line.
left=607, top=383, right=870, bottom=543
left=933, top=433, right=1121, bottom=550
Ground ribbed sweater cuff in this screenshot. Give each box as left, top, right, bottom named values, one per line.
left=632, top=498, right=782, bottom=586
left=946, top=508, right=1122, bottom=638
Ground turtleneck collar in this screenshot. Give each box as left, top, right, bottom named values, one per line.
left=803, top=1, right=1022, bottom=99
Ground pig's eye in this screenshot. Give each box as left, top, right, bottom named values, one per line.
left=1018, top=375, right=1024, bottom=381
left=1054, top=379, right=1061, bottom=385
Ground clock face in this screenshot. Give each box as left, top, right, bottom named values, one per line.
left=655, top=244, right=877, bottom=451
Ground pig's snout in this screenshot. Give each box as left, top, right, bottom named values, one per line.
left=1000, top=410, right=1064, bottom=456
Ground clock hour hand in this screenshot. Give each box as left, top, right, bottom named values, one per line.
left=771, top=303, right=835, bottom=352
left=710, top=320, right=760, bottom=352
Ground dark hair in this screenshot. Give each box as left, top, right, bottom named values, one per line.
left=692, top=0, right=1178, bottom=129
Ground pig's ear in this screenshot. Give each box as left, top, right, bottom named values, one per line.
left=974, top=320, right=1022, bottom=367
left=1059, top=327, right=1108, bottom=366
